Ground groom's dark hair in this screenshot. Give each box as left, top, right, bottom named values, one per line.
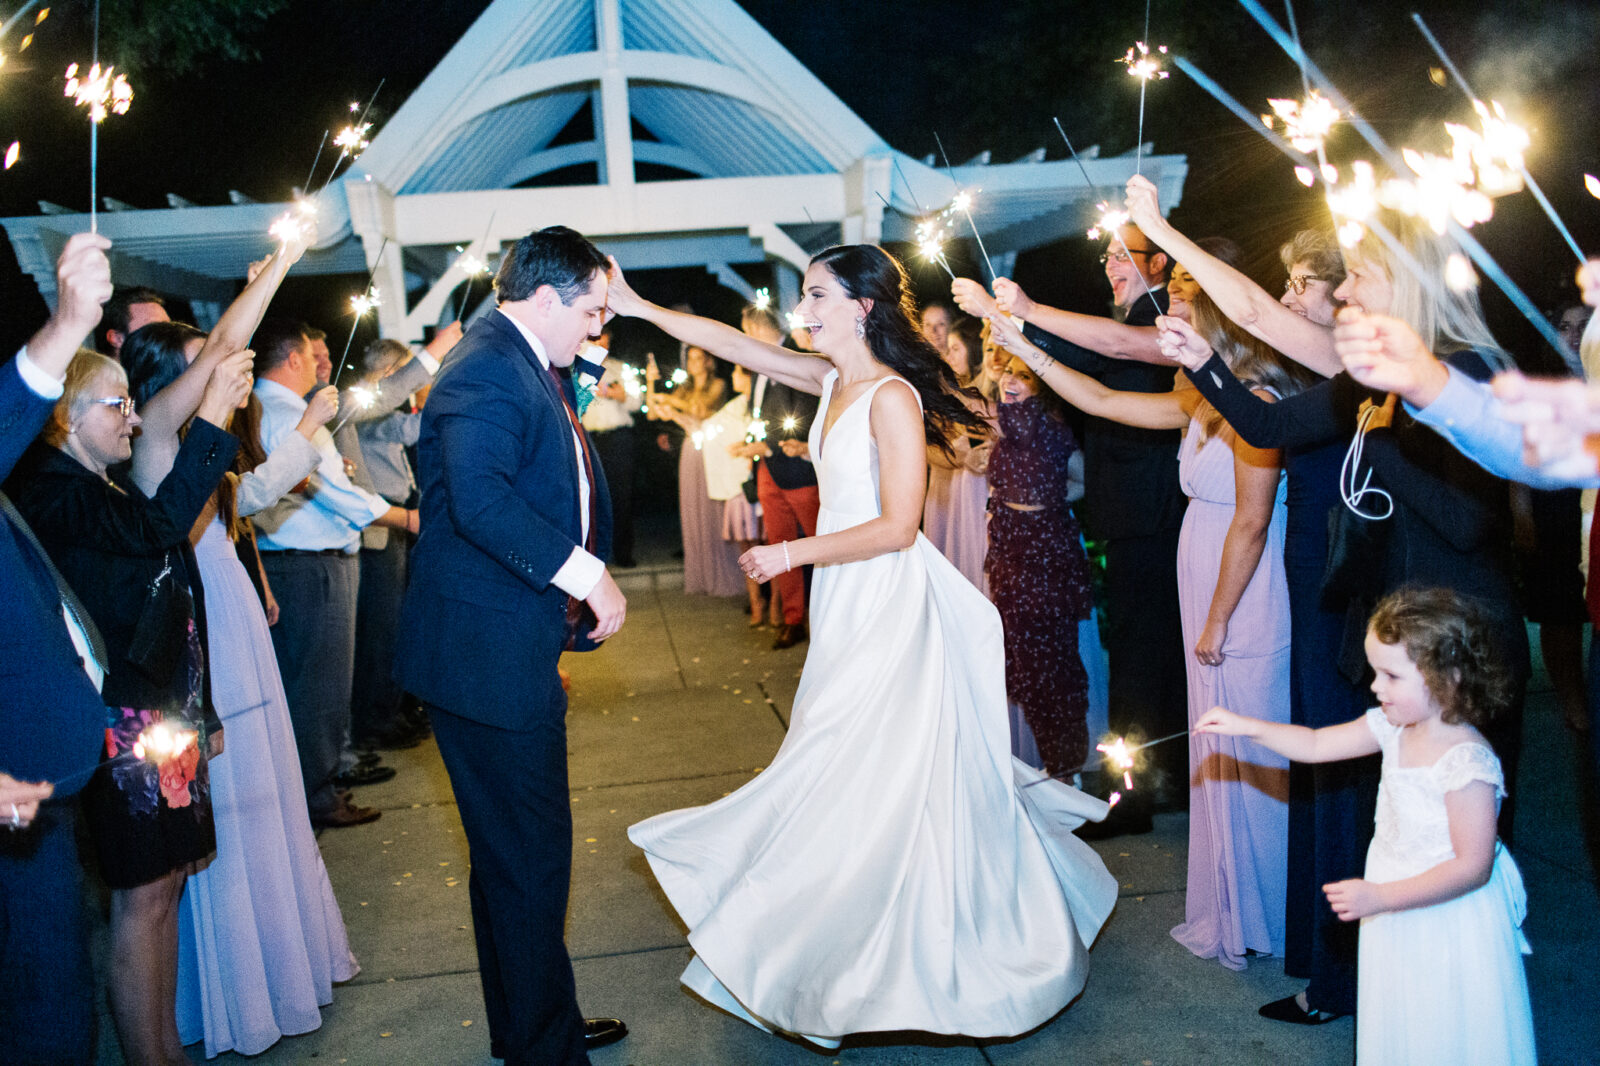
left=495, top=225, right=610, bottom=305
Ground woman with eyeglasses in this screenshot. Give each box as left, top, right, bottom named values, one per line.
left=1147, top=199, right=1529, bottom=1025
left=9, top=347, right=246, bottom=1066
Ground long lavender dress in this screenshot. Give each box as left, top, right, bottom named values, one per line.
left=680, top=437, right=745, bottom=596
left=1168, top=420, right=1292, bottom=971
left=924, top=461, right=990, bottom=596
left=177, top=516, right=358, bottom=1057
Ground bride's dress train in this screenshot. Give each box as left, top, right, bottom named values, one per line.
left=629, top=372, right=1117, bottom=1046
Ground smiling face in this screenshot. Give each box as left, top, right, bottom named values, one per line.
left=1167, top=264, right=1200, bottom=321
left=999, top=358, right=1040, bottom=405
left=1105, top=224, right=1165, bottom=311
left=69, top=368, right=142, bottom=472
left=1364, top=630, right=1441, bottom=728
left=1282, top=259, right=1339, bottom=326
left=797, top=263, right=868, bottom=357
left=539, top=268, right=610, bottom=368
left=309, top=336, right=333, bottom=384
left=1333, top=252, right=1393, bottom=316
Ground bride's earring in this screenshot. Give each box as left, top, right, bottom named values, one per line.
left=854, top=316, right=866, bottom=340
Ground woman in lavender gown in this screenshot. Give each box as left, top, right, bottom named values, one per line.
left=650, top=346, right=744, bottom=596
left=923, top=316, right=993, bottom=594
left=122, top=279, right=359, bottom=1057
left=989, top=289, right=1314, bottom=969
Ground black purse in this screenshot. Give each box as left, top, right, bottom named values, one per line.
left=127, top=552, right=194, bottom=685
left=1319, top=503, right=1389, bottom=611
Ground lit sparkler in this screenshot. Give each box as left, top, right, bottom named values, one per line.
left=1261, top=91, right=1340, bottom=156
left=914, top=216, right=956, bottom=280
left=4, top=141, right=17, bottom=169
left=670, top=367, right=689, bottom=387
left=268, top=196, right=318, bottom=246
left=746, top=418, right=768, bottom=442
left=64, top=61, right=131, bottom=121
left=1586, top=174, right=1600, bottom=200
left=333, top=121, right=371, bottom=156
left=332, top=237, right=389, bottom=387
left=780, top=414, right=800, bottom=434
left=131, top=721, right=196, bottom=764
left=329, top=382, right=378, bottom=435
left=785, top=310, right=807, bottom=333
left=1086, top=202, right=1128, bottom=242
left=1120, top=40, right=1169, bottom=82
left=752, top=287, right=771, bottom=312
left=1098, top=736, right=1136, bottom=791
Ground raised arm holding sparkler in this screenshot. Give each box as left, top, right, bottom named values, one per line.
left=606, top=258, right=831, bottom=395
left=1123, top=174, right=1340, bottom=376
left=951, top=274, right=1168, bottom=365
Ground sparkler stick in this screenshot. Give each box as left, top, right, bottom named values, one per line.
left=328, top=383, right=378, bottom=436
left=1410, top=13, right=1584, bottom=264
left=332, top=237, right=389, bottom=387
left=933, top=132, right=997, bottom=283
left=1232, top=0, right=1570, bottom=356
left=891, top=155, right=928, bottom=214
left=1019, top=728, right=1192, bottom=790
left=301, top=129, right=328, bottom=196
left=1049, top=117, right=1163, bottom=309
left=456, top=209, right=498, bottom=323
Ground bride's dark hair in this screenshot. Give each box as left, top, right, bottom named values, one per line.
left=810, top=245, right=989, bottom=460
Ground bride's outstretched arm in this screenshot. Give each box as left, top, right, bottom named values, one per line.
left=605, top=257, right=830, bottom=395
left=741, top=382, right=926, bottom=580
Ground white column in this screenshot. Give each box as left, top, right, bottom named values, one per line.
left=595, top=0, right=633, bottom=189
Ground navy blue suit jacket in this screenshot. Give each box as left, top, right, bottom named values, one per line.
left=0, top=362, right=108, bottom=793
left=395, top=311, right=612, bottom=729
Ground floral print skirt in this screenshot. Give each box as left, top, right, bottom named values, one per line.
left=84, top=706, right=216, bottom=889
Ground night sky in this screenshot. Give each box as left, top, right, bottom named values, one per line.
left=0, top=0, right=1596, bottom=367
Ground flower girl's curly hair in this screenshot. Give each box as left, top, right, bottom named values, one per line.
left=1367, top=587, right=1513, bottom=730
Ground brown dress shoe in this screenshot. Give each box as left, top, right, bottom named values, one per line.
left=771, top=622, right=808, bottom=649
left=312, top=799, right=381, bottom=829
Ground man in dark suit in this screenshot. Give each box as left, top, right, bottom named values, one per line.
left=395, top=226, right=628, bottom=1065
left=0, top=231, right=116, bottom=1064
left=962, top=224, right=1189, bottom=834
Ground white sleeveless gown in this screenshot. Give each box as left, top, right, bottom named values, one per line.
left=629, top=372, right=1117, bottom=1046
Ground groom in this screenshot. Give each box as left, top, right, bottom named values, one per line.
left=396, top=225, right=628, bottom=1065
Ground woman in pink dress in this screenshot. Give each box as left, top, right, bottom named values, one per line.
left=987, top=290, right=1315, bottom=969
left=923, top=317, right=994, bottom=594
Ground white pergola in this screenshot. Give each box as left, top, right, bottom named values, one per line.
left=2, top=0, right=1187, bottom=341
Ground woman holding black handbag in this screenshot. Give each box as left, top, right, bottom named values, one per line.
left=11, top=348, right=245, bottom=1066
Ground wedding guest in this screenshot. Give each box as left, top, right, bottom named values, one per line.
left=973, top=224, right=1188, bottom=835
left=985, top=355, right=1092, bottom=776
left=0, top=232, right=115, bottom=1066
left=580, top=327, right=640, bottom=567
left=1125, top=180, right=1374, bottom=1023
left=743, top=307, right=823, bottom=647
left=97, top=284, right=170, bottom=362
left=13, top=347, right=244, bottom=1066
left=121, top=256, right=361, bottom=1055
left=250, top=319, right=416, bottom=829
left=924, top=314, right=994, bottom=594
left=989, top=288, right=1313, bottom=970
left=1167, top=211, right=1530, bottom=850
left=711, top=367, right=766, bottom=624
left=919, top=299, right=953, bottom=355
left=650, top=345, right=742, bottom=596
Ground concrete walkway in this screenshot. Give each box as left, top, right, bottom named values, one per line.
left=98, top=565, right=1598, bottom=1064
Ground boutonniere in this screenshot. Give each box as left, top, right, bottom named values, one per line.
left=573, top=378, right=597, bottom=418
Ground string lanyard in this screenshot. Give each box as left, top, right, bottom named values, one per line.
left=1339, top=399, right=1395, bottom=521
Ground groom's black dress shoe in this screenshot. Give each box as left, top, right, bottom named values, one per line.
left=489, top=1019, right=628, bottom=1060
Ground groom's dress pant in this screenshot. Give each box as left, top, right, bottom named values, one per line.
left=428, top=703, right=589, bottom=1066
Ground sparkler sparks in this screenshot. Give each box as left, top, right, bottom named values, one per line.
left=1586, top=174, right=1600, bottom=200
left=333, top=122, right=371, bottom=155
left=914, top=217, right=957, bottom=280
left=752, top=287, right=771, bottom=312
left=1086, top=202, right=1129, bottom=242
left=1262, top=91, right=1340, bottom=155
left=350, top=286, right=381, bottom=318
left=1096, top=736, right=1137, bottom=791
left=785, top=310, right=808, bottom=333
left=1120, top=40, right=1169, bottom=81
left=131, top=721, right=197, bottom=764
left=1444, top=253, right=1478, bottom=293
left=780, top=415, right=800, bottom=434
left=3, top=141, right=17, bottom=169
left=746, top=419, right=768, bottom=442
left=268, top=197, right=318, bottom=246
left=64, top=62, right=132, bottom=122
left=454, top=248, right=487, bottom=277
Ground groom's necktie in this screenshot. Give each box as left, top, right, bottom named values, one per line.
left=547, top=365, right=599, bottom=647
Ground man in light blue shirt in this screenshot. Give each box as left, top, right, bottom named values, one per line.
left=251, top=319, right=414, bottom=828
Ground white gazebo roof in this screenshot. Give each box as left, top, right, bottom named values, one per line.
left=3, top=0, right=1186, bottom=339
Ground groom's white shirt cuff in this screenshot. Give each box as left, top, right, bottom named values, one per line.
left=500, top=309, right=605, bottom=600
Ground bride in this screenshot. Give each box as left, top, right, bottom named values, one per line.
left=610, top=244, right=1117, bottom=1048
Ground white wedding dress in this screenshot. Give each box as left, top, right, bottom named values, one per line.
left=629, top=371, right=1118, bottom=1047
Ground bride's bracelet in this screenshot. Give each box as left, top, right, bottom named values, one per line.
left=782, top=541, right=792, bottom=574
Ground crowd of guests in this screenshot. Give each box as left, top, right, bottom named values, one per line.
left=1, top=181, right=1595, bottom=1062
left=0, top=231, right=461, bottom=1062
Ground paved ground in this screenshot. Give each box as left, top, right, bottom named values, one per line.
left=94, top=561, right=1599, bottom=1065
